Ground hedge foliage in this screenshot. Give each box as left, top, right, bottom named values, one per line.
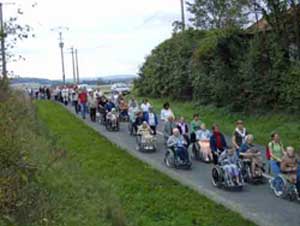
left=0, top=80, right=50, bottom=225
left=134, top=28, right=300, bottom=113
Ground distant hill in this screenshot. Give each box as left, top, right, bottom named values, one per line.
left=12, top=74, right=137, bottom=86
left=11, top=77, right=55, bottom=85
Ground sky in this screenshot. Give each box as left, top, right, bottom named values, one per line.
left=4, top=0, right=190, bottom=80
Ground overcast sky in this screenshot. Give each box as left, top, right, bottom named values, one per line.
left=3, top=0, right=190, bottom=80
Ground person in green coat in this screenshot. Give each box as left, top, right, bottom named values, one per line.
left=190, top=114, right=202, bottom=143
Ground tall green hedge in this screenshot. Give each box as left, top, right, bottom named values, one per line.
left=135, top=28, right=299, bottom=113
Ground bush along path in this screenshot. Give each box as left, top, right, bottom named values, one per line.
left=57, top=99, right=300, bottom=226
left=36, top=100, right=256, bottom=226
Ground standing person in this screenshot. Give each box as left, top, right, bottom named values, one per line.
left=129, top=97, right=138, bottom=109
left=144, top=107, right=158, bottom=135
left=177, top=116, right=189, bottom=144
left=210, top=124, right=228, bottom=164
left=105, top=99, right=116, bottom=113
left=141, top=99, right=151, bottom=119
left=268, top=132, right=285, bottom=176
left=190, top=114, right=202, bottom=143
left=160, top=102, right=175, bottom=122
left=163, top=116, right=177, bottom=143
left=62, top=86, right=69, bottom=105
left=88, top=91, right=97, bottom=122
left=46, top=87, right=51, bottom=100
left=232, top=120, right=248, bottom=152
left=73, top=89, right=79, bottom=114
left=79, top=88, right=88, bottom=119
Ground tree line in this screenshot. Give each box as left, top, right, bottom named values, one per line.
left=134, top=0, right=300, bottom=113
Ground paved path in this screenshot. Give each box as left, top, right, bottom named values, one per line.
left=65, top=105, right=299, bottom=226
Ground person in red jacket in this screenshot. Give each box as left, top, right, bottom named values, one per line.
left=78, top=88, right=88, bottom=119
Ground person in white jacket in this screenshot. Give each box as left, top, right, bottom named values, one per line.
left=160, top=102, right=174, bottom=122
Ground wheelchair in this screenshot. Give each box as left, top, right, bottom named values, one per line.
left=240, top=158, right=266, bottom=184
left=164, top=146, right=192, bottom=170
left=188, top=141, right=212, bottom=163
left=105, top=114, right=120, bottom=132
left=136, top=134, right=157, bottom=153
left=211, top=161, right=245, bottom=190
left=269, top=173, right=299, bottom=202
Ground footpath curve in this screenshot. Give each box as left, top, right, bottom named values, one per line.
left=65, top=104, right=299, bottom=226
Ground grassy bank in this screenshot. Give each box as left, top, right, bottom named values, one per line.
left=138, top=97, right=300, bottom=149
left=36, top=101, right=255, bottom=226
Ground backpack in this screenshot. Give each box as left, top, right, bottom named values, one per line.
left=266, top=145, right=271, bottom=160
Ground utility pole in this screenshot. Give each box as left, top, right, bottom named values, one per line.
left=70, top=47, right=76, bottom=84
left=51, top=27, right=69, bottom=84
left=0, top=3, right=7, bottom=79
left=59, top=32, right=66, bottom=84
left=75, top=48, right=80, bottom=84
left=180, top=0, right=186, bottom=31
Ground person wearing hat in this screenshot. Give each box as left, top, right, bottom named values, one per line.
left=232, top=120, right=248, bottom=152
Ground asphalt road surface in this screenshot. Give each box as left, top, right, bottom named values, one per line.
left=64, top=104, right=299, bottom=226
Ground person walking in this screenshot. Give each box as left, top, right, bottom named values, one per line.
left=79, top=88, right=88, bottom=119
left=88, top=91, right=97, bottom=122
left=144, top=107, right=158, bottom=135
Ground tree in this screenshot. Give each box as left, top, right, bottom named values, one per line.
left=0, top=4, right=34, bottom=79
left=187, top=0, right=250, bottom=30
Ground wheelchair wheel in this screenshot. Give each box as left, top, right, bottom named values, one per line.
left=241, top=161, right=252, bottom=183
left=212, top=166, right=223, bottom=187
left=271, top=175, right=287, bottom=198
left=128, top=123, right=133, bottom=135
left=287, top=184, right=299, bottom=201
left=190, top=142, right=201, bottom=161
left=164, top=150, right=175, bottom=168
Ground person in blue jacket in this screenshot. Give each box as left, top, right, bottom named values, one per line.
left=144, top=107, right=158, bottom=135
left=105, top=99, right=116, bottom=113
left=210, top=124, right=228, bottom=165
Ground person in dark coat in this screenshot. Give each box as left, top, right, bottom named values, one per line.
left=210, top=124, right=228, bottom=164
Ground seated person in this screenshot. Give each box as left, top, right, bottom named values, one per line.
left=137, top=121, right=154, bottom=144
left=106, top=108, right=118, bottom=123
left=219, top=147, right=242, bottom=186
left=281, top=147, right=298, bottom=185
left=167, top=128, right=189, bottom=163
left=239, top=134, right=263, bottom=177
left=268, top=132, right=285, bottom=176
left=210, top=124, right=228, bottom=165
left=195, top=123, right=212, bottom=162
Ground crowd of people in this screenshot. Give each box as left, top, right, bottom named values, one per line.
left=33, top=85, right=300, bottom=197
